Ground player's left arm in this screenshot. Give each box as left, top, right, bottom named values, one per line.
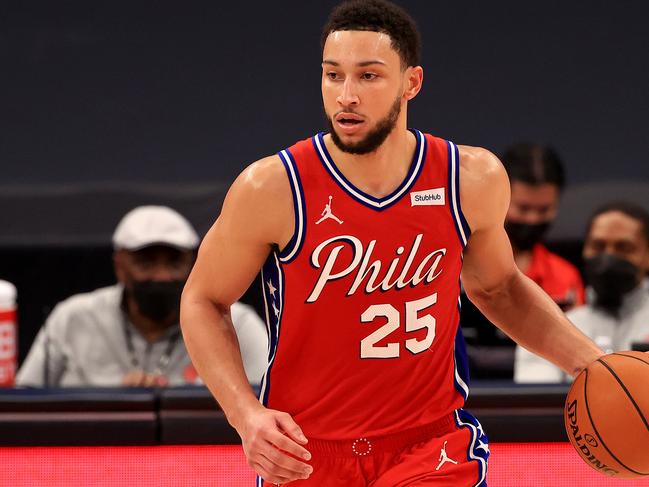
left=458, top=146, right=603, bottom=377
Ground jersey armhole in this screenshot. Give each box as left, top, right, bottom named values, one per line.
left=446, top=140, right=472, bottom=248
left=276, top=148, right=306, bottom=263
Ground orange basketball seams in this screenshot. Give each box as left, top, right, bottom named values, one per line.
left=564, top=351, right=649, bottom=479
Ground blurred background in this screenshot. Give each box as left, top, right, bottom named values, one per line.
left=2, top=0, right=649, bottom=365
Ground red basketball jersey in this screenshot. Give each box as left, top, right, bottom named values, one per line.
left=259, top=130, right=472, bottom=440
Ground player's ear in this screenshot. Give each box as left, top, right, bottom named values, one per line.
left=403, top=65, right=423, bottom=101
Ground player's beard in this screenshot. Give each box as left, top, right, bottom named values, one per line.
left=326, top=95, right=402, bottom=155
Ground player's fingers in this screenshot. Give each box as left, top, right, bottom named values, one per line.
left=260, top=441, right=313, bottom=477
left=251, top=460, right=295, bottom=485
left=275, top=412, right=308, bottom=445
left=267, top=429, right=312, bottom=462
left=256, top=451, right=310, bottom=482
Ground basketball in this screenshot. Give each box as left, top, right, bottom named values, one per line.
left=564, top=351, right=649, bottom=478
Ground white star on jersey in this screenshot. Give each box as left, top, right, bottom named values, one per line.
left=267, top=279, right=277, bottom=299
left=272, top=302, right=280, bottom=318
left=476, top=440, right=489, bottom=454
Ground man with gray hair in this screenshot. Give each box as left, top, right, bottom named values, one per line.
left=17, top=205, right=267, bottom=387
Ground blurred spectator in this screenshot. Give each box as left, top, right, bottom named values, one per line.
left=16, top=206, right=268, bottom=388
left=515, top=202, right=649, bottom=383
left=502, top=143, right=584, bottom=308
left=462, top=143, right=584, bottom=379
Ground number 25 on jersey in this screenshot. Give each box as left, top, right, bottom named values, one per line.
left=360, top=292, right=437, bottom=359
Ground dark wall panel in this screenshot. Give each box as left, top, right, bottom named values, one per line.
left=3, top=1, right=648, bottom=187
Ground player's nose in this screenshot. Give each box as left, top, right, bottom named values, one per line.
left=336, top=79, right=359, bottom=106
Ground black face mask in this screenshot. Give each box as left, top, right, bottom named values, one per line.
left=505, top=221, right=551, bottom=251
left=128, top=280, right=185, bottom=323
left=584, top=254, right=640, bottom=312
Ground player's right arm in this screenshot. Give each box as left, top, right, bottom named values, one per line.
left=180, top=155, right=312, bottom=484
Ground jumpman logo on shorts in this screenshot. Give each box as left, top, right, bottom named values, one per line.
left=435, top=441, right=458, bottom=471
left=315, top=195, right=343, bottom=225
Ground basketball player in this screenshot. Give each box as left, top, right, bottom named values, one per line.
left=180, top=1, right=604, bottom=485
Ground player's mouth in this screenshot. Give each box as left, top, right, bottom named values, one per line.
left=335, top=113, right=365, bottom=134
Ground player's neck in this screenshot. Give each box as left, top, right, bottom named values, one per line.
left=325, top=123, right=416, bottom=199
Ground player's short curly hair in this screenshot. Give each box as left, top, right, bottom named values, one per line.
left=321, top=0, right=421, bottom=69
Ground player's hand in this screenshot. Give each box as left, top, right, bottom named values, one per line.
left=122, top=370, right=169, bottom=387
left=236, top=406, right=313, bottom=484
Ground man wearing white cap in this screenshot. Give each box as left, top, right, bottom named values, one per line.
left=17, top=206, right=268, bottom=388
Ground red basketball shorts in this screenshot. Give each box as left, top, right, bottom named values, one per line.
left=258, top=409, right=489, bottom=487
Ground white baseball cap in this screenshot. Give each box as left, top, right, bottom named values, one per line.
left=112, top=205, right=199, bottom=251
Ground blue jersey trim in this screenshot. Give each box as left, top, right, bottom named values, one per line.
left=447, top=140, right=471, bottom=247
left=452, top=143, right=472, bottom=240
left=453, top=323, right=471, bottom=400
left=258, top=252, right=286, bottom=407
left=277, top=148, right=306, bottom=264
left=454, top=409, right=489, bottom=487
left=312, top=129, right=427, bottom=211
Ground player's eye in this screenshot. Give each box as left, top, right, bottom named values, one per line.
left=326, top=72, right=340, bottom=80
left=361, top=72, right=377, bottom=80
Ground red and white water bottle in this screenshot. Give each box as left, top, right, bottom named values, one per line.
left=0, top=280, right=17, bottom=387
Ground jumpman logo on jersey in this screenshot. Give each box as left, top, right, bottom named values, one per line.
left=315, top=195, right=343, bottom=225
left=435, top=441, right=458, bottom=471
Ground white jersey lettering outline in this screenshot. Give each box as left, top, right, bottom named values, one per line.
left=307, top=234, right=446, bottom=302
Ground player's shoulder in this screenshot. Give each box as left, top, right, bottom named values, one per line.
left=235, top=154, right=288, bottom=196
left=232, top=133, right=316, bottom=199
left=457, top=145, right=505, bottom=181
left=218, top=153, right=294, bottom=245
left=222, top=154, right=294, bottom=220
left=455, top=145, right=510, bottom=232
left=457, top=145, right=509, bottom=201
